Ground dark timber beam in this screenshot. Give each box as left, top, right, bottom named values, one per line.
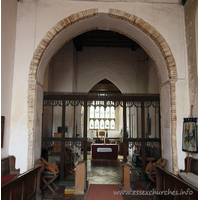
left=141, top=100, right=146, bottom=180
left=123, top=138, right=161, bottom=142
left=182, top=0, right=187, bottom=6
left=42, top=137, right=161, bottom=142
left=42, top=137, right=87, bottom=141
left=123, top=100, right=127, bottom=162
left=60, top=99, right=65, bottom=180
left=131, top=42, right=139, bottom=51
left=84, top=100, right=87, bottom=161
left=44, top=92, right=160, bottom=102
left=73, top=37, right=83, bottom=51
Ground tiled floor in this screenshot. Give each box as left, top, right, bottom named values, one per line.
left=42, top=159, right=153, bottom=200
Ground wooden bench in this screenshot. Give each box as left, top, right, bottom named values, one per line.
left=183, top=157, right=198, bottom=175
left=1, top=163, right=44, bottom=200
left=1, top=156, right=20, bottom=184
left=179, top=157, right=198, bottom=188
left=153, top=164, right=198, bottom=200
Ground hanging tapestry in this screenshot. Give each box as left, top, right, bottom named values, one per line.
left=182, top=118, right=198, bottom=153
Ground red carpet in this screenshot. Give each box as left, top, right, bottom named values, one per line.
left=87, top=184, right=123, bottom=200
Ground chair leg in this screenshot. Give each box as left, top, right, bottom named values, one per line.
left=42, top=176, right=58, bottom=193
left=47, top=183, right=57, bottom=194
left=146, top=181, right=152, bottom=189
left=51, top=181, right=59, bottom=190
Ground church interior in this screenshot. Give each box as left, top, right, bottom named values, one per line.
left=1, top=0, right=198, bottom=199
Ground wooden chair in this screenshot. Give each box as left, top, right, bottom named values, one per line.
left=99, top=131, right=105, bottom=137
left=145, top=158, right=167, bottom=189
left=38, top=157, right=59, bottom=194
left=145, top=158, right=162, bottom=176
left=99, top=131, right=110, bottom=144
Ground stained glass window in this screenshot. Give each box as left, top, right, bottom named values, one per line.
left=111, top=120, right=115, bottom=129
left=90, top=120, right=94, bottom=129
left=89, top=101, right=115, bottom=130
left=111, top=106, right=115, bottom=118
left=90, top=106, right=94, bottom=118
left=95, top=107, right=99, bottom=118
left=105, top=120, right=109, bottom=129
left=100, top=120, right=104, bottom=129
left=100, top=106, right=104, bottom=118
left=106, top=107, right=109, bottom=118
left=95, top=119, right=99, bottom=129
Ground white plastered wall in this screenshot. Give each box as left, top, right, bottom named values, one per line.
left=8, top=0, right=189, bottom=172
left=77, top=46, right=148, bottom=93
left=1, top=0, right=18, bottom=158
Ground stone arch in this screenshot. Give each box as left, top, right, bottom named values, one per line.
left=28, top=8, right=178, bottom=173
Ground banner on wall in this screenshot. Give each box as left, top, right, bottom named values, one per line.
left=182, top=118, right=198, bottom=153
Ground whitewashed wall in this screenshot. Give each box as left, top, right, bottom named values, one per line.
left=183, top=0, right=198, bottom=164
left=1, top=0, right=18, bottom=158
left=77, top=46, right=149, bottom=93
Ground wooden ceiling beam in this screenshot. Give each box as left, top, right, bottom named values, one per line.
left=73, top=30, right=138, bottom=50
left=182, top=0, right=187, bottom=6
left=73, top=37, right=83, bottom=51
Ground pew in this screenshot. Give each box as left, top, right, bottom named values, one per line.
left=153, top=164, right=198, bottom=200
left=1, top=164, right=44, bottom=200
left=1, top=156, right=20, bottom=184
left=121, top=162, right=132, bottom=191
left=178, top=157, right=198, bottom=188
left=182, top=157, right=198, bottom=175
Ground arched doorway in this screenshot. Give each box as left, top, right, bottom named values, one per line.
left=27, top=9, right=178, bottom=175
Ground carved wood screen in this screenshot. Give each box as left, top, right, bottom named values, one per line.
left=42, top=92, right=161, bottom=180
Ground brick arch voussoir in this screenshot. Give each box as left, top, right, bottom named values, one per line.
left=110, top=28, right=162, bottom=85
left=29, top=8, right=98, bottom=80
left=109, top=8, right=177, bottom=81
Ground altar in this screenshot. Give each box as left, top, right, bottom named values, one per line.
left=91, top=144, right=118, bottom=159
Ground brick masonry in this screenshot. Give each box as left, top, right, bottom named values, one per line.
left=27, top=8, right=179, bottom=173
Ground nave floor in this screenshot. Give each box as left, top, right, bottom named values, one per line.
left=42, top=159, right=153, bottom=200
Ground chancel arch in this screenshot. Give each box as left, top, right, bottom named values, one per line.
left=28, top=9, right=178, bottom=175
left=80, top=68, right=132, bottom=94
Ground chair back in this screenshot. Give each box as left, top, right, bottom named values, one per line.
left=38, top=158, right=59, bottom=176
left=160, top=159, right=167, bottom=169
left=99, top=131, right=105, bottom=137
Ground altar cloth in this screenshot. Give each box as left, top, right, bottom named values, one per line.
left=97, top=148, right=112, bottom=153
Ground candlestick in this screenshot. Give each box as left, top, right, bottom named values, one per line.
left=96, top=129, right=98, bottom=140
